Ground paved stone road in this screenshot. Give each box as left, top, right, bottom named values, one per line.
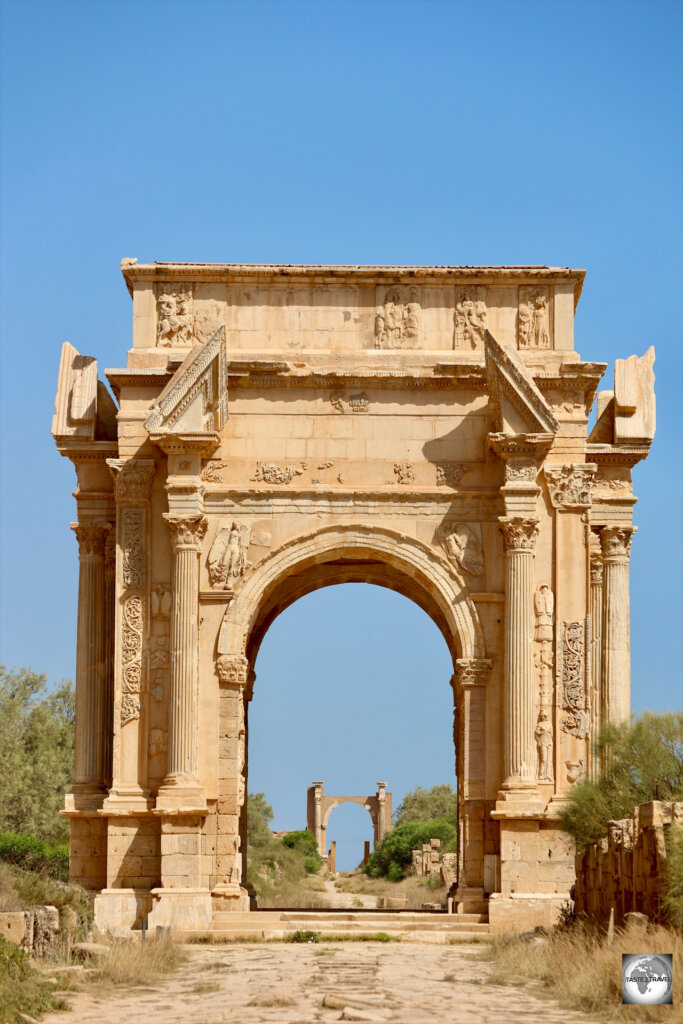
left=42, top=942, right=592, bottom=1024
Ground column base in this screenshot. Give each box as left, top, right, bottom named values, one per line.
left=64, top=786, right=107, bottom=813
left=493, top=779, right=544, bottom=817
left=93, top=889, right=153, bottom=935
left=452, top=886, right=488, bottom=916
left=102, top=787, right=153, bottom=814
left=212, top=883, right=250, bottom=913
left=155, top=779, right=207, bottom=814
left=148, top=888, right=213, bottom=932
left=488, top=892, right=572, bottom=934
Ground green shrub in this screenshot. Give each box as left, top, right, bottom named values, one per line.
left=286, top=930, right=319, bottom=943
left=246, top=792, right=274, bottom=847
left=303, top=854, right=323, bottom=874
left=0, top=833, right=69, bottom=882
left=280, top=830, right=318, bottom=855
left=560, top=711, right=683, bottom=850
left=663, top=822, right=683, bottom=930
left=426, top=872, right=444, bottom=891
left=0, top=934, right=65, bottom=1023
left=364, top=817, right=456, bottom=880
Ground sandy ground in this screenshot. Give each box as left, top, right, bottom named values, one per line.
left=321, top=878, right=378, bottom=909
left=41, top=941, right=593, bottom=1024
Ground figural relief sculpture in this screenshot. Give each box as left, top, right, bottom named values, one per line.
left=374, top=286, right=422, bottom=349
left=534, top=585, right=555, bottom=781
left=454, top=286, right=487, bottom=348
left=157, top=285, right=193, bottom=347
left=518, top=286, right=550, bottom=348
left=535, top=710, right=553, bottom=782
left=208, top=521, right=250, bottom=589
left=441, top=524, right=485, bottom=577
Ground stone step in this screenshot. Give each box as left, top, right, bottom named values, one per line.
left=211, top=911, right=487, bottom=926
left=186, top=927, right=489, bottom=944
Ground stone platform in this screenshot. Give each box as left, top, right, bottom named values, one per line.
left=175, top=909, right=490, bottom=942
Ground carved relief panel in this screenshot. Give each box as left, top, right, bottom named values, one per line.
left=157, top=284, right=193, bottom=347
left=439, top=522, right=485, bottom=580
left=557, top=619, right=589, bottom=739
left=454, top=287, right=487, bottom=349
left=518, top=286, right=550, bottom=349
left=374, top=286, right=422, bottom=349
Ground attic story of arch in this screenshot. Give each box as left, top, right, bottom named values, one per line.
left=52, top=262, right=655, bottom=934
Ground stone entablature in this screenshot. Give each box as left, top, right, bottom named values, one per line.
left=52, top=261, right=655, bottom=934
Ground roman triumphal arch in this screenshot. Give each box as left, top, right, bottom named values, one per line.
left=306, top=782, right=393, bottom=856
left=52, top=261, right=655, bottom=934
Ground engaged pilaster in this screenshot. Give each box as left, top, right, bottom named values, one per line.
left=498, top=517, right=542, bottom=806
left=600, top=525, right=636, bottom=726
left=156, top=514, right=208, bottom=810
left=589, top=532, right=604, bottom=777
left=68, top=521, right=111, bottom=805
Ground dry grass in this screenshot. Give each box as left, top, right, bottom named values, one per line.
left=88, top=934, right=186, bottom=988
left=484, top=922, right=682, bottom=1021
left=335, top=869, right=447, bottom=909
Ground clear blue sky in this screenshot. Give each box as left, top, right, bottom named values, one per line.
left=1, top=0, right=681, bottom=868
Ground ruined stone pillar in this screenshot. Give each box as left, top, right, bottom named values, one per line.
left=498, top=517, right=541, bottom=803
left=70, top=521, right=111, bottom=798
left=600, top=526, right=636, bottom=726
left=376, top=782, right=388, bottom=844
left=312, top=782, right=325, bottom=856
left=212, top=654, right=250, bottom=911
left=589, top=533, right=604, bottom=777
left=157, top=514, right=207, bottom=808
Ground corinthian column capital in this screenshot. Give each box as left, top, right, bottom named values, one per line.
left=107, top=458, right=156, bottom=502
left=71, top=521, right=111, bottom=557
left=164, top=514, right=208, bottom=551
left=600, top=525, right=636, bottom=562
left=498, top=516, right=539, bottom=553
left=452, top=658, right=493, bottom=691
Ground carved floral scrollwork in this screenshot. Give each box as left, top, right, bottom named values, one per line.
left=544, top=464, right=596, bottom=508
left=559, top=620, right=588, bottom=738
left=164, top=514, right=208, bottom=550
left=251, top=461, right=306, bottom=484
left=436, top=463, right=471, bottom=487
left=121, top=594, right=143, bottom=725
left=72, top=522, right=110, bottom=557
left=498, top=517, right=539, bottom=553
left=121, top=508, right=145, bottom=588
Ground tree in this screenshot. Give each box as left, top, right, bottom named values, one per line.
left=0, top=666, right=75, bottom=842
left=394, top=784, right=457, bottom=827
left=364, top=817, right=457, bottom=880
left=246, top=791, right=274, bottom=847
left=560, top=711, right=683, bottom=850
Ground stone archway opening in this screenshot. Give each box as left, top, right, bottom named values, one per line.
left=239, top=569, right=468, bottom=908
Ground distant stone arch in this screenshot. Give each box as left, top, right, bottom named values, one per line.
left=307, top=782, right=392, bottom=856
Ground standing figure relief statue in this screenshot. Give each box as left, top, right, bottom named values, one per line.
left=535, top=710, right=554, bottom=782
left=208, top=521, right=250, bottom=589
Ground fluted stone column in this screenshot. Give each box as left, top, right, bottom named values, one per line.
left=71, top=522, right=111, bottom=797
left=102, top=533, right=116, bottom=789
left=498, top=517, right=540, bottom=798
left=600, top=526, right=636, bottom=726
left=314, top=782, right=324, bottom=856
left=157, top=515, right=207, bottom=807
left=589, top=535, right=604, bottom=778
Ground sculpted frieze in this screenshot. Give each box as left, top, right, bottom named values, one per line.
left=518, top=286, right=550, bottom=349
left=505, top=458, right=538, bottom=483
left=374, top=286, right=421, bottom=349
left=454, top=286, right=487, bottom=349
left=393, top=463, right=415, bottom=485
left=436, top=463, right=471, bottom=487
left=201, top=459, right=228, bottom=483
left=544, top=464, right=596, bottom=508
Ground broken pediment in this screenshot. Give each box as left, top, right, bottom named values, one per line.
left=52, top=341, right=118, bottom=443
left=484, top=330, right=559, bottom=435
left=145, top=324, right=228, bottom=435
left=588, top=347, right=655, bottom=446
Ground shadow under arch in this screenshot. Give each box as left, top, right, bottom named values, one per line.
left=218, top=522, right=487, bottom=670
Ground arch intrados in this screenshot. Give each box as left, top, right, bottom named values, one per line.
left=219, top=523, right=486, bottom=667
left=248, top=563, right=454, bottom=667
left=322, top=797, right=374, bottom=831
